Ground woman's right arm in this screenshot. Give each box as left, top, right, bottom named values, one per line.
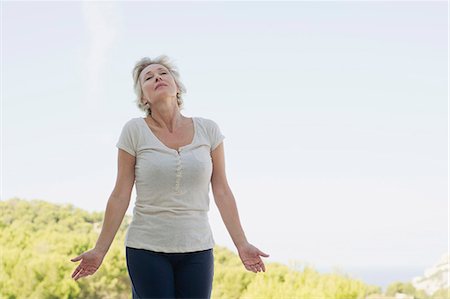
left=94, top=148, right=136, bottom=255
left=71, top=147, right=136, bottom=281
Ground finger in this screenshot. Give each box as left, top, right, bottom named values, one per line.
left=244, top=261, right=259, bottom=273
left=72, top=267, right=81, bottom=278
left=74, top=270, right=85, bottom=281
left=71, top=255, right=82, bottom=262
left=73, top=267, right=86, bottom=280
left=73, top=271, right=81, bottom=280
left=253, top=262, right=262, bottom=272
left=259, top=250, right=269, bottom=257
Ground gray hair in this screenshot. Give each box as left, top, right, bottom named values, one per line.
left=132, top=55, right=186, bottom=116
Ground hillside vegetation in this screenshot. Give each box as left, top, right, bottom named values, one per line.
left=1, top=198, right=447, bottom=299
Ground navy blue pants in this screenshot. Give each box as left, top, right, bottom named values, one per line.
left=125, top=246, right=214, bottom=299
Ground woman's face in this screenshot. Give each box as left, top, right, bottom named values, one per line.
left=139, top=63, right=178, bottom=104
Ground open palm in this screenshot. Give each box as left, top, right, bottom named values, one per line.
left=237, top=242, right=269, bottom=273
left=70, top=248, right=105, bottom=281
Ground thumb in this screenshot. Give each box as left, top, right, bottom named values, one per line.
left=259, top=250, right=270, bottom=257
left=71, top=254, right=83, bottom=262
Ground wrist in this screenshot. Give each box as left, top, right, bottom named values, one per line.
left=94, top=245, right=109, bottom=256
left=236, top=241, right=249, bottom=251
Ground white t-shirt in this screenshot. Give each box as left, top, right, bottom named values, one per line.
left=116, top=116, right=225, bottom=253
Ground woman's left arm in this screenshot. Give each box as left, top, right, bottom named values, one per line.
left=211, top=142, right=270, bottom=273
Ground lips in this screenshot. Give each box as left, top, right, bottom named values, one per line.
left=155, top=83, right=168, bottom=90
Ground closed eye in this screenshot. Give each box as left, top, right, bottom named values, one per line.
left=145, top=72, right=167, bottom=81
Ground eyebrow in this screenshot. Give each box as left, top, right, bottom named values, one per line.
left=142, top=67, right=167, bottom=78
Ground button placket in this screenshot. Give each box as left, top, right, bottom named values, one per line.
left=175, top=155, right=182, bottom=193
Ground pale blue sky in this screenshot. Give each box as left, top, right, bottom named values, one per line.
left=2, top=1, right=448, bottom=290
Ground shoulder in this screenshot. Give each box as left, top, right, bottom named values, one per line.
left=122, top=117, right=142, bottom=128
left=195, top=116, right=220, bottom=129
left=118, top=118, right=143, bottom=135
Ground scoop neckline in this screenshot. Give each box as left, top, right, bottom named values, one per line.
left=140, top=117, right=197, bottom=153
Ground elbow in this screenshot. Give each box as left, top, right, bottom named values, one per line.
left=109, top=194, right=131, bottom=209
left=213, top=187, right=232, bottom=204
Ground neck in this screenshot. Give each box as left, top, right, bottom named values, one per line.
left=148, top=98, right=183, bottom=133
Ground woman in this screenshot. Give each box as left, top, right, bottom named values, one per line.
left=70, top=55, right=269, bottom=298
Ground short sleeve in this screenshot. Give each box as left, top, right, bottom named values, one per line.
left=116, top=119, right=138, bottom=157
left=208, top=119, right=225, bottom=151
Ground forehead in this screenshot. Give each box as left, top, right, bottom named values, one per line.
left=140, top=64, right=168, bottom=78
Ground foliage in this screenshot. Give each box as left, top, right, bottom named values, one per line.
left=431, top=287, right=450, bottom=299
left=2, top=198, right=439, bottom=299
